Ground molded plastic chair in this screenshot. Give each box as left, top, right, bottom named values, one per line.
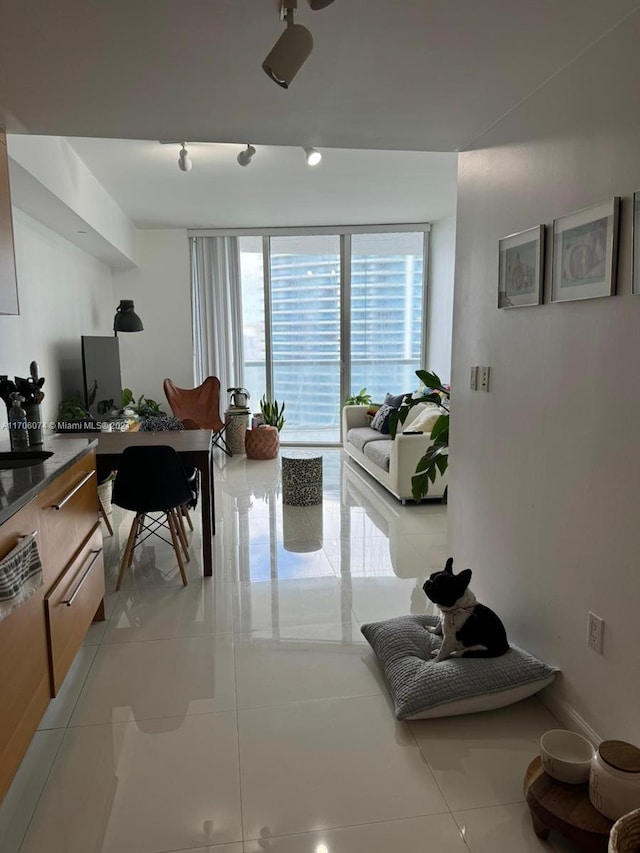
left=163, top=376, right=231, bottom=455
left=111, top=445, right=197, bottom=590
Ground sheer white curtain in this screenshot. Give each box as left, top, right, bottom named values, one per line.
left=190, top=236, right=244, bottom=400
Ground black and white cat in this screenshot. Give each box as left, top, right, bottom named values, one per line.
left=423, top=558, right=509, bottom=663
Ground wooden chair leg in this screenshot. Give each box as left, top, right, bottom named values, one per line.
left=172, top=508, right=190, bottom=562
left=116, top=513, right=141, bottom=591
left=182, top=504, right=194, bottom=531
left=167, top=511, right=188, bottom=586
left=98, top=498, right=114, bottom=536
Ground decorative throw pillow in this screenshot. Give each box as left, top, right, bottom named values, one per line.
left=370, top=403, right=394, bottom=433
left=366, top=403, right=381, bottom=424
left=361, top=614, right=557, bottom=720
left=404, top=406, right=444, bottom=435
left=384, top=392, right=408, bottom=409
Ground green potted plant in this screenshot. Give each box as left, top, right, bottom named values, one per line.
left=56, top=394, right=99, bottom=432
left=245, top=395, right=285, bottom=460
left=343, top=387, right=372, bottom=406
left=259, top=395, right=286, bottom=431
left=389, top=370, right=450, bottom=501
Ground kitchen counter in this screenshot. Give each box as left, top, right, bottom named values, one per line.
left=0, top=435, right=98, bottom=525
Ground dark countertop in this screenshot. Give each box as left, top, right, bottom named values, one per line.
left=0, top=435, right=98, bottom=526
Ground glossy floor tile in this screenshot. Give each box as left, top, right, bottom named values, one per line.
left=20, top=712, right=242, bottom=853
left=0, top=448, right=571, bottom=853
left=235, top=622, right=382, bottom=709
left=242, top=813, right=469, bottom=853
left=409, top=698, right=559, bottom=811
left=454, top=802, right=583, bottom=852
left=70, top=633, right=236, bottom=725
left=238, top=694, right=448, bottom=839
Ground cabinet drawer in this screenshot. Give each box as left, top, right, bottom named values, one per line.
left=45, top=525, right=104, bottom=695
left=38, top=450, right=99, bottom=588
left=0, top=500, right=50, bottom=800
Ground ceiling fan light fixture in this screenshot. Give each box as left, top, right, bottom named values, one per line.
left=237, top=144, right=256, bottom=166
left=178, top=142, right=192, bottom=172
left=304, top=146, right=322, bottom=166
left=263, top=5, right=314, bottom=88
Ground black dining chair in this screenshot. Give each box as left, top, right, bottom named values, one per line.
left=111, top=445, right=197, bottom=590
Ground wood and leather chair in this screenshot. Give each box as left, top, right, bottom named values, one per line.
left=163, top=376, right=231, bottom=455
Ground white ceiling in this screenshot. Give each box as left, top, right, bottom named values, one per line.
left=65, top=139, right=458, bottom=229
left=1, top=0, right=637, bottom=230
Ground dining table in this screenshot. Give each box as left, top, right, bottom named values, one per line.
left=88, top=429, right=215, bottom=577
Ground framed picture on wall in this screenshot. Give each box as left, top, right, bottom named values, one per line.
left=551, top=198, right=620, bottom=303
left=633, top=191, right=640, bottom=295
left=498, top=225, right=544, bottom=308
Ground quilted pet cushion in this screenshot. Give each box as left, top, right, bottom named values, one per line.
left=361, top=614, right=557, bottom=720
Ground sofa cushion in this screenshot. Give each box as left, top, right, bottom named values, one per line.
left=403, top=404, right=444, bottom=434
left=384, top=392, right=408, bottom=409
left=363, top=439, right=392, bottom=471
left=371, top=403, right=395, bottom=433
left=348, top=427, right=389, bottom=454
left=361, top=614, right=557, bottom=720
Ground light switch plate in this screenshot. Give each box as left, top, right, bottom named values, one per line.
left=470, top=366, right=478, bottom=390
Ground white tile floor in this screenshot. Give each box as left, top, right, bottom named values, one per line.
left=0, top=449, right=581, bottom=852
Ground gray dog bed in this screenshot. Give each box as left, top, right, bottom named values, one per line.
left=361, top=614, right=557, bottom=720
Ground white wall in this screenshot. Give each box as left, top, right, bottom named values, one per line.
left=112, top=230, right=192, bottom=408
left=0, top=208, right=114, bottom=425
left=427, top=211, right=457, bottom=383
left=451, top=11, right=640, bottom=741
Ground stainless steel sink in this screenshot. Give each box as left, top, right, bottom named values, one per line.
left=0, top=450, right=53, bottom=469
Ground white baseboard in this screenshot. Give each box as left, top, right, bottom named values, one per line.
left=537, top=686, right=602, bottom=746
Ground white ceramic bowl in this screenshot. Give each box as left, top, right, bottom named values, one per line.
left=540, top=729, right=595, bottom=784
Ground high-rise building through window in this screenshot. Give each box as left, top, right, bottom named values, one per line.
left=240, top=230, right=426, bottom=442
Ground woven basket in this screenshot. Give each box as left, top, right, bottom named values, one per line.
left=609, top=808, right=640, bottom=853
left=244, top=426, right=279, bottom=460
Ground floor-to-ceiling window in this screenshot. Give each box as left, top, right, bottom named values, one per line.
left=235, top=226, right=428, bottom=444
left=350, top=231, right=426, bottom=402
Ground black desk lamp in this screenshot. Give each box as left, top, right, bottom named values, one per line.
left=113, top=300, right=143, bottom=336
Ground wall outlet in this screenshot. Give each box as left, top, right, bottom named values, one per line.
left=479, top=366, right=491, bottom=392
left=588, top=612, right=604, bottom=654
left=470, top=366, right=478, bottom=390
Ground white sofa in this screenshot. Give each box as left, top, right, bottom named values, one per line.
left=341, top=404, right=447, bottom=503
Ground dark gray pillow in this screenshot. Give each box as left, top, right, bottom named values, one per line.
left=361, top=614, right=557, bottom=720
left=384, top=392, right=408, bottom=408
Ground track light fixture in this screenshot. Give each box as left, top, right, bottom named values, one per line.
left=304, top=147, right=322, bottom=166
left=263, top=1, right=313, bottom=89
left=237, top=144, right=256, bottom=167
left=178, top=142, right=192, bottom=172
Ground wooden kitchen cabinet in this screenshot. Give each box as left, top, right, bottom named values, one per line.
left=0, top=500, right=49, bottom=802
left=0, top=127, right=19, bottom=315
left=0, top=448, right=105, bottom=801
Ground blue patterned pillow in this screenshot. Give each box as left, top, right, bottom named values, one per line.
left=370, top=403, right=394, bottom=433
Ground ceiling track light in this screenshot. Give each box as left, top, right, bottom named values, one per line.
left=178, top=142, right=192, bottom=172
left=263, top=1, right=314, bottom=89
left=237, top=144, right=256, bottom=166
left=304, top=147, right=322, bottom=166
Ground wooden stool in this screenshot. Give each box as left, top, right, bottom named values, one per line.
left=524, top=756, right=613, bottom=852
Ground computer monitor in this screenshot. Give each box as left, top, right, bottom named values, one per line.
left=81, top=336, right=122, bottom=417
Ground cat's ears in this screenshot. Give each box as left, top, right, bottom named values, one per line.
left=444, top=557, right=454, bottom=574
